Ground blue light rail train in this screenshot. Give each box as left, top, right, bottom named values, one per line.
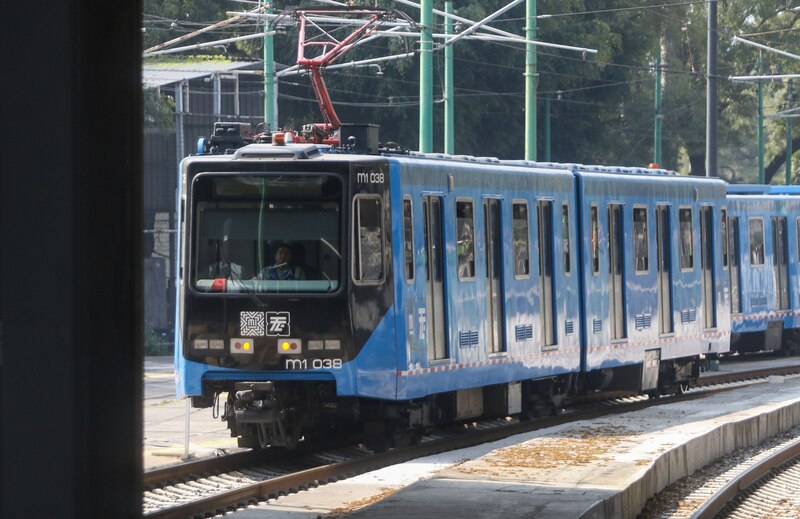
left=174, top=123, right=797, bottom=449
left=726, top=184, right=800, bottom=354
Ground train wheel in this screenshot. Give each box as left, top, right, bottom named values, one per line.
left=364, top=421, right=392, bottom=453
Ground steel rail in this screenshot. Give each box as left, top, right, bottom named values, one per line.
left=689, top=436, right=800, bottom=519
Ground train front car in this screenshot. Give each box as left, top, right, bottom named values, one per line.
left=175, top=141, right=395, bottom=449
left=726, top=185, right=800, bottom=354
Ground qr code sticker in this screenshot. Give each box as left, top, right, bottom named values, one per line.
left=240, top=311, right=265, bottom=336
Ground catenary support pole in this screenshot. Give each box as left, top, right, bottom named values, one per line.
left=444, top=1, right=454, bottom=154
left=706, top=0, right=717, bottom=177
left=788, top=79, right=794, bottom=184
left=525, top=0, right=537, bottom=161
left=264, top=1, right=277, bottom=130
left=654, top=53, right=662, bottom=166
left=758, top=55, right=765, bottom=183
left=544, top=96, right=551, bottom=162
left=419, top=0, right=433, bottom=152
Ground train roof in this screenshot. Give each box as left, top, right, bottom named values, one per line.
left=184, top=143, right=725, bottom=186
left=726, top=184, right=800, bottom=196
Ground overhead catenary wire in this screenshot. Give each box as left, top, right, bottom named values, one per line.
left=143, top=5, right=266, bottom=54
left=732, top=35, right=800, bottom=61
left=143, top=31, right=275, bottom=57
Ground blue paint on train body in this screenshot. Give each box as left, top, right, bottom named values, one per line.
left=575, top=168, right=731, bottom=369
left=387, top=156, right=582, bottom=399
left=727, top=187, right=800, bottom=343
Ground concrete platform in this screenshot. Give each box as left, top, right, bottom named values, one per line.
left=143, top=357, right=238, bottom=469
left=226, top=375, right=800, bottom=519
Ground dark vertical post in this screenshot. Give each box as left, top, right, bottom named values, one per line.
left=786, top=79, right=793, bottom=185
left=1, top=1, right=143, bottom=518
left=758, top=55, right=765, bottom=183
left=706, top=0, right=717, bottom=177
left=544, top=96, right=551, bottom=162
left=654, top=52, right=663, bottom=166
left=525, top=0, right=537, bottom=161
left=444, top=0, right=455, bottom=155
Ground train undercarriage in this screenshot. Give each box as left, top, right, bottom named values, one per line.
left=195, top=355, right=702, bottom=451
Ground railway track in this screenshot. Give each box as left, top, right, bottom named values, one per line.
left=143, top=363, right=800, bottom=519
left=687, top=436, right=800, bottom=519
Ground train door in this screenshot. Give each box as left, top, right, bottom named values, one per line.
left=537, top=200, right=556, bottom=347
left=484, top=198, right=505, bottom=353
left=700, top=206, right=717, bottom=328
left=729, top=216, right=742, bottom=313
left=423, top=196, right=447, bottom=360
left=608, top=204, right=626, bottom=340
left=656, top=205, right=673, bottom=334
left=772, top=216, right=789, bottom=310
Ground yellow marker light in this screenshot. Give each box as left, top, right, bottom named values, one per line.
left=243, top=342, right=251, bottom=351
left=282, top=341, right=290, bottom=351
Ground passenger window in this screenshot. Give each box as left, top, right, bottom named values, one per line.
left=591, top=205, right=599, bottom=275
left=796, top=217, right=800, bottom=263
left=353, top=196, right=384, bottom=282
left=512, top=202, right=530, bottom=277
left=679, top=208, right=694, bottom=270
left=456, top=200, right=475, bottom=280
left=633, top=207, right=649, bottom=274
left=721, top=209, right=728, bottom=269
left=562, top=203, right=571, bottom=275
left=749, top=218, right=765, bottom=266
left=402, top=198, right=414, bottom=282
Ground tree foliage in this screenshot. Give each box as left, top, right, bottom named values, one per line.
left=142, top=0, right=800, bottom=181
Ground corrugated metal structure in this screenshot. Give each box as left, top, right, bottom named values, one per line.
left=143, top=59, right=276, bottom=340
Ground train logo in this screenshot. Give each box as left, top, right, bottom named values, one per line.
left=266, top=312, right=291, bottom=337
left=239, top=311, right=265, bottom=336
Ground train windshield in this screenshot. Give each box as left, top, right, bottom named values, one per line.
left=191, top=173, right=343, bottom=293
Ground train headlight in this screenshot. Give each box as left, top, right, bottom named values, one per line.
left=308, top=340, right=324, bottom=351
left=278, top=339, right=302, bottom=354
left=324, top=339, right=341, bottom=350
left=231, top=338, right=254, bottom=354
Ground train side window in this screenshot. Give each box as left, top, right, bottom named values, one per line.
left=679, top=207, right=694, bottom=270
left=562, top=203, right=571, bottom=276
left=591, top=205, right=600, bottom=275
left=796, top=217, right=800, bottom=263
left=353, top=195, right=385, bottom=283
left=721, top=209, right=728, bottom=269
left=749, top=218, right=765, bottom=266
left=512, top=201, right=530, bottom=277
left=633, top=206, right=649, bottom=274
left=456, top=199, right=476, bottom=280
left=402, top=198, right=414, bottom=283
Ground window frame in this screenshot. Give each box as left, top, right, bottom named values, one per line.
left=455, top=197, right=476, bottom=281
left=796, top=217, right=800, bottom=267
left=352, top=194, right=386, bottom=285
left=721, top=208, right=728, bottom=270
left=591, top=204, right=600, bottom=276
left=633, top=205, right=650, bottom=275
left=402, top=196, right=414, bottom=284
left=512, top=199, right=531, bottom=279
left=561, top=202, right=572, bottom=277
left=748, top=217, right=765, bottom=267
left=678, top=206, right=694, bottom=272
